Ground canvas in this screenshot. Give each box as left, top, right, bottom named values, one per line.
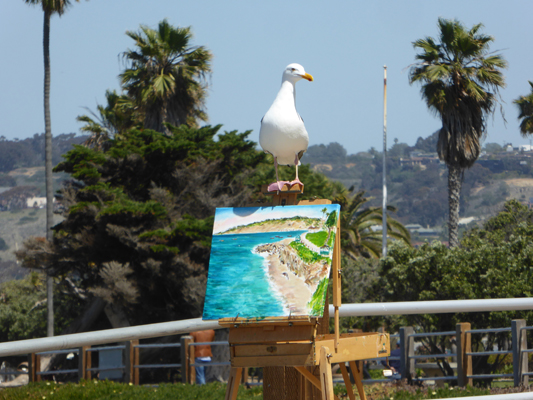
left=202, top=204, right=340, bottom=320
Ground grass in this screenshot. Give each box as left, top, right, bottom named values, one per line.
left=306, top=231, right=327, bottom=247
left=1, top=380, right=529, bottom=400
left=307, top=277, right=329, bottom=316
left=289, top=242, right=329, bottom=264
left=0, top=380, right=262, bottom=400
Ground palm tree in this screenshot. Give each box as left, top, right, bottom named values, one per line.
left=24, top=0, right=83, bottom=337
left=77, top=90, right=140, bottom=150
left=409, top=18, right=507, bottom=247
left=120, top=20, right=212, bottom=134
left=514, top=81, right=533, bottom=136
left=340, top=191, right=410, bottom=259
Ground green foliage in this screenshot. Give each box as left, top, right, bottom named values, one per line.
left=306, top=231, right=327, bottom=247
left=340, top=191, right=410, bottom=259
left=375, top=200, right=533, bottom=375
left=0, top=380, right=262, bottom=400
left=20, top=118, right=348, bottom=327
left=514, top=81, right=533, bottom=137
left=0, top=273, right=83, bottom=342
left=290, top=242, right=329, bottom=264
left=308, top=277, right=329, bottom=316
left=120, top=20, right=212, bottom=131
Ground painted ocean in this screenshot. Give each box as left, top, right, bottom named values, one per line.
left=202, top=230, right=307, bottom=320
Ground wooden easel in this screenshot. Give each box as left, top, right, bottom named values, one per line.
left=220, top=184, right=390, bottom=400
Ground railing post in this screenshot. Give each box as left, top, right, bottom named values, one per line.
left=456, top=322, right=472, bottom=387
left=400, top=326, right=414, bottom=381
left=124, top=341, right=136, bottom=384
left=29, top=353, right=36, bottom=382
left=86, top=348, right=92, bottom=380
left=188, top=337, right=196, bottom=384
left=181, top=335, right=193, bottom=384
left=133, top=340, right=140, bottom=385
left=512, top=319, right=528, bottom=387
left=78, top=346, right=89, bottom=381
left=32, top=353, right=41, bottom=382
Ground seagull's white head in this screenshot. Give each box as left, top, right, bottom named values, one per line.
left=282, top=63, right=314, bottom=83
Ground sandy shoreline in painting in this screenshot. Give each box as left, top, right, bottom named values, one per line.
left=257, top=238, right=313, bottom=315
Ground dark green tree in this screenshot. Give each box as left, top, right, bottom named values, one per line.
left=16, top=124, right=347, bottom=328
left=514, top=81, right=533, bottom=136
left=0, top=272, right=83, bottom=342
left=378, top=200, right=533, bottom=380
left=409, top=18, right=507, bottom=247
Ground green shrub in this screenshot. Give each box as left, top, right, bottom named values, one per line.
left=0, top=380, right=262, bottom=400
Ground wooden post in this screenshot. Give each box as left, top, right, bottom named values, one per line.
left=124, top=341, right=135, bottom=384
left=32, top=353, right=41, bottom=382
left=456, top=322, right=472, bottom=387
left=86, top=348, right=93, bottom=380
left=400, top=326, right=414, bottom=381
left=29, top=353, right=37, bottom=382
left=512, top=319, right=528, bottom=387
left=319, top=346, right=334, bottom=400
left=332, top=217, right=341, bottom=351
left=181, top=335, right=194, bottom=384
left=133, top=340, right=140, bottom=385
left=78, top=346, right=90, bottom=381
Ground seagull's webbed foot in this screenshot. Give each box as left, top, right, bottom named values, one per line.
left=289, top=178, right=304, bottom=188
left=268, top=181, right=290, bottom=192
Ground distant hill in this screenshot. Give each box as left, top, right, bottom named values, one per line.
left=0, top=133, right=87, bottom=173
left=0, top=134, right=87, bottom=282
left=301, top=134, right=533, bottom=232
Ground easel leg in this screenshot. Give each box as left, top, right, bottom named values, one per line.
left=339, top=363, right=356, bottom=400
left=225, top=367, right=242, bottom=400
left=294, top=366, right=340, bottom=400
left=349, top=361, right=367, bottom=400
left=320, top=347, right=334, bottom=400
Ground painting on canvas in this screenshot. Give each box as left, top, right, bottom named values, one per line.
left=202, top=204, right=340, bottom=320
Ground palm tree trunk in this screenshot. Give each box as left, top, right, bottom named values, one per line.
left=43, top=9, right=54, bottom=337
left=447, top=164, right=462, bottom=247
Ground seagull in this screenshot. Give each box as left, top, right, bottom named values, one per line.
left=259, top=63, right=313, bottom=192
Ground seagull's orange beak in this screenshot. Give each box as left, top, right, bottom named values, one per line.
left=302, top=73, right=314, bottom=82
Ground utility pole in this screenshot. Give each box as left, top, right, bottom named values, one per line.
left=382, top=66, right=388, bottom=257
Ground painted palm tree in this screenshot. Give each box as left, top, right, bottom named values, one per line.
left=340, top=191, right=410, bottom=259
left=120, top=20, right=212, bottom=134
left=409, top=18, right=506, bottom=247
left=514, top=81, right=533, bottom=136
left=24, top=0, right=83, bottom=337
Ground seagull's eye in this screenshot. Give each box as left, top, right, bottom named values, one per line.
left=290, top=68, right=296, bottom=72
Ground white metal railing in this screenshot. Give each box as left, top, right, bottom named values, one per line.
left=1, top=298, right=533, bottom=400
left=1, top=298, right=533, bottom=357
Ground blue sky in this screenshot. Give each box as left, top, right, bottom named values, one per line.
left=213, top=204, right=339, bottom=234
left=3, top=1, right=533, bottom=155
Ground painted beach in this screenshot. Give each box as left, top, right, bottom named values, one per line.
left=202, top=204, right=340, bottom=320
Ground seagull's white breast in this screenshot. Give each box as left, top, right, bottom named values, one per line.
left=259, top=82, right=309, bottom=166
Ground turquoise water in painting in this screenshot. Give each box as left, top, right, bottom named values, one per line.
left=202, top=230, right=308, bottom=320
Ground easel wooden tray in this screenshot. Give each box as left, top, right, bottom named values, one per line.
left=227, top=323, right=389, bottom=368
